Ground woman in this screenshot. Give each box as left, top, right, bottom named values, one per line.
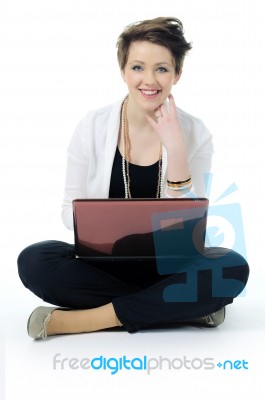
left=18, top=17, right=249, bottom=339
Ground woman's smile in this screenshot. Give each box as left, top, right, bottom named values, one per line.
left=138, top=88, right=162, bottom=99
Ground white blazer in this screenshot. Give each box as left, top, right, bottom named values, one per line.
left=62, top=97, right=213, bottom=230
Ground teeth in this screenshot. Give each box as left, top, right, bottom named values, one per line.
left=141, top=90, right=159, bottom=95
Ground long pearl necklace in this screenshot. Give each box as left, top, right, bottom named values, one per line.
left=120, top=97, right=163, bottom=199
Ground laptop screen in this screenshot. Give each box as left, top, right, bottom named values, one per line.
left=73, top=198, right=209, bottom=262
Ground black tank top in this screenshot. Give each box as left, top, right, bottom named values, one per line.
left=109, top=147, right=159, bottom=198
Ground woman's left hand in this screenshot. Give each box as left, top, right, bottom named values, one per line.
left=146, top=93, right=186, bottom=154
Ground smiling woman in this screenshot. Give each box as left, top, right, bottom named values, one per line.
left=17, top=16, right=249, bottom=340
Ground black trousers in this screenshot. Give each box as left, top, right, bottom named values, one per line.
left=17, top=240, right=249, bottom=333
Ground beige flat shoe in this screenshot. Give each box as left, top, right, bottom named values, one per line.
left=27, top=306, right=65, bottom=340
left=188, top=307, right=226, bottom=327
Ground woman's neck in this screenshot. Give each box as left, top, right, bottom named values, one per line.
left=126, top=96, right=155, bottom=134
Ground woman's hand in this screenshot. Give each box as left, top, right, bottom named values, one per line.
left=146, top=93, right=186, bottom=154
left=146, top=93, right=190, bottom=185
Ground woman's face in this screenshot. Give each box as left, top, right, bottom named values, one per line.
left=121, top=40, right=181, bottom=114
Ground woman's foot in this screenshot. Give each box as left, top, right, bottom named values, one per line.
left=27, top=303, right=122, bottom=340
left=27, top=306, right=62, bottom=339
left=187, top=307, right=226, bottom=327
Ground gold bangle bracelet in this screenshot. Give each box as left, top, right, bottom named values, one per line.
left=167, top=182, right=193, bottom=191
left=167, top=180, right=192, bottom=188
left=167, top=175, right=191, bottom=185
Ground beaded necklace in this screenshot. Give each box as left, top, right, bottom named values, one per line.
left=120, top=97, right=163, bottom=198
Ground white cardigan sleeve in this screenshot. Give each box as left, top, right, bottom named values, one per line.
left=62, top=118, right=90, bottom=230
left=61, top=102, right=120, bottom=230
left=188, top=120, right=213, bottom=197
left=162, top=111, right=214, bottom=199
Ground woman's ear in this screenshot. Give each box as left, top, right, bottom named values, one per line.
left=173, top=69, right=182, bottom=85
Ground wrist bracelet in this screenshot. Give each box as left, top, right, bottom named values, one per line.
left=167, top=175, right=191, bottom=185
left=165, top=184, right=193, bottom=197
left=167, top=181, right=192, bottom=189
left=167, top=181, right=192, bottom=191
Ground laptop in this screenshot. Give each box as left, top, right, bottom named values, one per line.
left=73, top=198, right=209, bottom=271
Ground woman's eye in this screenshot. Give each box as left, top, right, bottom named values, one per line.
left=157, top=67, right=168, bottom=73
left=132, top=65, right=143, bottom=71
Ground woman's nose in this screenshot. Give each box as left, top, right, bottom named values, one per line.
left=142, top=70, right=157, bottom=85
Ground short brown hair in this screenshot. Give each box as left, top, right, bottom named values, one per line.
left=116, top=17, right=192, bottom=74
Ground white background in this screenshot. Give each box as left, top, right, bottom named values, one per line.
left=0, top=0, right=265, bottom=399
